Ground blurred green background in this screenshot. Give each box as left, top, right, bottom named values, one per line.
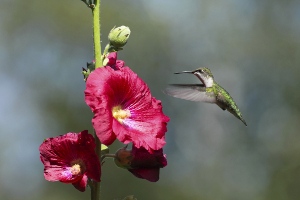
left=1, top=0, right=300, bottom=199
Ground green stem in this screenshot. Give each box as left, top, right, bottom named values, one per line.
left=101, top=153, right=116, bottom=161
left=93, top=0, right=102, bottom=68
left=91, top=1, right=102, bottom=200
left=91, top=134, right=102, bottom=200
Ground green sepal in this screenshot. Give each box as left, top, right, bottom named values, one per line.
left=101, top=144, right=109, bottom=154
left=82, top=61, right=95, bottom=81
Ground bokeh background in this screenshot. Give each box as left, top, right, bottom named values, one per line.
left=1, top=0, right=300, bottom=199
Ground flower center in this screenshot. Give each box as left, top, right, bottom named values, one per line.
left=70, top=159, right=86, bottom=176
left=112, top=105, right=131, bottom=123
left=70, top=164, right=81, bottom=176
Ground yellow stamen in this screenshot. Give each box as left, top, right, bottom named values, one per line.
left=112, top=105, right=131, bottom=123
left=70, top=159, right=86, bottom=176
left=70, top=164, right=81, bottom=176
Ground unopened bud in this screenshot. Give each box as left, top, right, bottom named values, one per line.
left=108, top=26, right=131, bottom=50
left=114, top=147, right=133, bottom=169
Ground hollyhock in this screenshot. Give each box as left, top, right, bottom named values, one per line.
left=39, top=130, right=101, bottom=192
left=85, top=54, right=169, bottom=152
left=114, top=146, right=167, bottom=182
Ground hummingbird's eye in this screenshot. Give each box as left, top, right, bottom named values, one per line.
left=199, top=69, right=204, bottom=73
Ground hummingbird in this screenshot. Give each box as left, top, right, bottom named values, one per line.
left=164, top=67, right=247, bottom=126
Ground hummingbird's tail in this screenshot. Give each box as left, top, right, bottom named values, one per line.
left=240, top=118, right=247, bottom=126
left=227, top=108, right=247, bottom=126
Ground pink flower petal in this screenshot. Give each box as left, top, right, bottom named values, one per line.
left=72, top=175, right=88, bottom=192
left=85, top=64, right=169, bottom=152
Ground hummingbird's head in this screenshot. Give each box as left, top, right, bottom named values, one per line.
left=174, top=67, right=214, bottom=87
left=192, top=67, right=214, bottom=87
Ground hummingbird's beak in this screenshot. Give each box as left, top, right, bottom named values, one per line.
left=174, top=71, right=194, bottom=74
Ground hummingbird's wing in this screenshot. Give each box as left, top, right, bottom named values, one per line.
left=164, top=84, right=216, bottom=103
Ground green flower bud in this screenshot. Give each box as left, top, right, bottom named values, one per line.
left=108, top=26, right=131, bottom=50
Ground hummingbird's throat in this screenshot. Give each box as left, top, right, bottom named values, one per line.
left=112, top=105, right=131, bottom=124
left=200, top=76, right=214, bottom=87
left=193, top=72, right=214, bottom=87
left=204, top=78, right=214, bottom=87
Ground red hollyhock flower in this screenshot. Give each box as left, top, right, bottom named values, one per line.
left=114, top=146, right=167, bottom=182
left=39, top=130, right=101, bottom=192
left=85, top=55, right=169, bottom=152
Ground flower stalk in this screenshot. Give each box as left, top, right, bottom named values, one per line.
left=91, top=133, right=102, bottom=200
left=91, top=0, right=102, bottom=200
left=92, top=0, right=102, bottom=68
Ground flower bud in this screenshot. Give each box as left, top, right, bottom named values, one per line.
left=114, top=146, right=167, bottom=182
left=108, top=26, right=131, bottom=50
left=114, top=147, right=133, bottom=169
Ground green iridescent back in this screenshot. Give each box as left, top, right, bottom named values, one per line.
left=213, top=82, right=246, bottom=124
